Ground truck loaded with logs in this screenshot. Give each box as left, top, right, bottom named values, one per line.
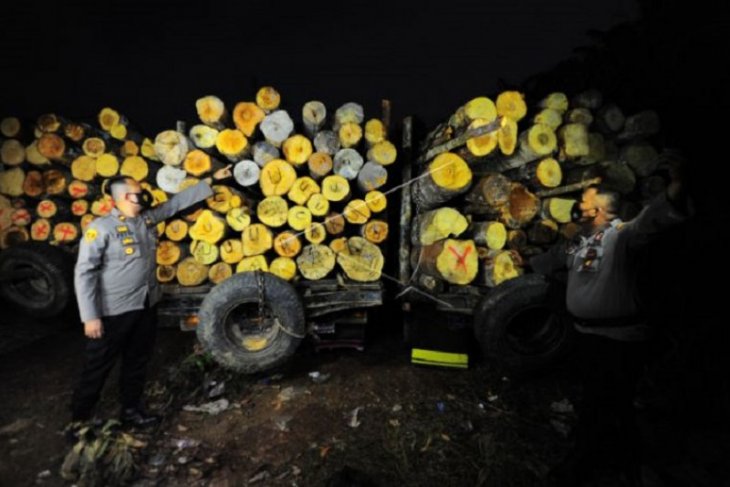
left=0, top=87, right=674, bottom=374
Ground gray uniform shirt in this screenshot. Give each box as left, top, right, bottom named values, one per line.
left=530, top=192, right=689, bottom=340
left=75, top=181, right=214, bottom=322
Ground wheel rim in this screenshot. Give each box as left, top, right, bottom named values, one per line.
left=1, top=261, right=55, bottom=306
left=222, top=300, right=281, bottom=352
left=504, top=305, right=568, bottom=356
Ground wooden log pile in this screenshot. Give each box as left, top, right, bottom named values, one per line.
left=0, top=88, right=396, bottom=284
left=411, top=89, right=674, bottom=291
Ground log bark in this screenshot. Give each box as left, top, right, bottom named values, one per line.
left=411, top=207, right=469, bottom=246
left=541, top=197, right=576, bottom=223
left=0, top=226, right=29, bottom=249
left=487, top=124, right=557, bottom=172
left=412, top=152, right=472, bottom=210
left=500, top=183, right=541, bottom=229
left=480, top=250, right=523, bottom=287
left=527, top=219, right=559, bottom=245
left=43, top=169, right=71, bottom=196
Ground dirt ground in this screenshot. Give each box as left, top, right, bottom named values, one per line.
left=0, top=305, right=728, bottom=487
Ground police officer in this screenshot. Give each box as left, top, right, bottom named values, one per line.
left=70, top=166, right=232, bottom=429
left=534, top=160, right=691, bottom=486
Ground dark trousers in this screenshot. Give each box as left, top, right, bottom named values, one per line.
left=70, top=305, right=157, bottom=420
left=574, top=332, right=648, bottom=478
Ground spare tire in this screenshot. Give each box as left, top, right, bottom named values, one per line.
left=0, top=242, right=74, bottom=317
left=474, top=274, right=574, bottom=373
left=196, top=272, right=306, bottom=373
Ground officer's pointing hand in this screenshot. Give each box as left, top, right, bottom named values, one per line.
left=213, top=165, right=233, bottom=180
left=84, top=319, right=103, bottom=339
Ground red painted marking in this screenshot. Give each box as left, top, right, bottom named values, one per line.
left=447, top=245, right=473, bottom=272
left=38, top=202, right=54, bottom=214
left=70, top=185, right=87, bottom=197
left=57, top=225, right=75, bottom=240
left=35, top=222, right=49, bottom=237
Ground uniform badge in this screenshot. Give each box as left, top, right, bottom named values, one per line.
left=85, top=228, right=98, bottom=242
left=117, top=225, right=128, bottom=233
left=124, top=247, right=135, bottom=255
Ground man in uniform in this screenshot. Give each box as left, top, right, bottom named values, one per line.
left=533, top=161, right=691, bottom=486
left=70, top=165, right=231, bottom=429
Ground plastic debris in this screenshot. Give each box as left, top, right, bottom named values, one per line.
left=487, top=394, right=499, bottom=402
left=308, top=371, right=331, bottom=384
left=37, top=470, right=51, bottom=479
left=249, top=470, right=271, bottom=484
left=273, top=415, right=293, bottom=432
left=348, top=407, right=363, bottom=428
left=436, top=402, right=446, bottom=413
left=207, top=381, right=226, bottom=398
left=172, top=438, right=201, bottom=449
left=182, top=398, right=229, bottom=415
left=550, top=398, right=575, bottom=414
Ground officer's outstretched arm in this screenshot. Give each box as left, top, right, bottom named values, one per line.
left=146, top=165, right=232, bottom=224
left=75, top=223, right=108, bottom=323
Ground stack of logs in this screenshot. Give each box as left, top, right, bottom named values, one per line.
left=410, top=89, right=672, bottom=292
left=0, top=88, right=396, bottom=285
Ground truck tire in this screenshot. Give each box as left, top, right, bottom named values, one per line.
left=0, top=242, right=74, bottom=318
left=474, top=274, right=574, bottom=373
left=196, top=272, right=306, bottom=374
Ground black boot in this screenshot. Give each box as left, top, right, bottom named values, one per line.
left=119, top=405, right=160, bottom=428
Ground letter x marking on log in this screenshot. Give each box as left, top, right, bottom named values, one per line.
left=448, top=245, right=472, bottom=271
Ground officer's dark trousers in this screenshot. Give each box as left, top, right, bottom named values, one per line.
left=70, top=304, right=157, bottom=420
left=574, top=332, right=648, bottom=479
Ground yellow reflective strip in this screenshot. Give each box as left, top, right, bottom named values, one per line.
left=411, top=358, right=469, bottom=369
left=411, top=349, right=469, bottom=366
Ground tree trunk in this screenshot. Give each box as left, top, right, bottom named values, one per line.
left=335, top=236, right=383, bottom=282
left=1, top=139, right=25, bottom=166
left=30, top=218, right=52, bottom=241
left=307, top=152, right=333, bottom=179
left=362, top=220, right=389, bottom=244
left=208, top=262, right=232, bottom=284
left=302, top=101, right=327, bottom=138
left=418, top=239, right=479, bottom=285
left=313, top=130, right=341, bottom=155
left=242, top=223, right=273, bottom=256
left=333, top=148, right=364, bottom=180
left=1, top=117, right=21, bottom=138
left=343, top=199, right=370, bottom=225
left=304, top=222, right=327, bottom=245
left=233, top=160, right=261, bottom=187
left=620, top=142, right=660, bottom=177
left=176, top=257, right=209, bottom=286
left=156, top=240, right=182, bottom=266
left=287, top=205, right=312, bottom=231
left=412, top=152, right=472, bottom=210
left=324, top=212, right=346, bottom=236
left=43, top=169, right=71, bottom=196
left=256, top=196, right=289, bottom=228
left=252, top=141, right=280, bottom=167
left=273, top=231, right=302, bottom=258
left=22, top=171, right=44, bottom=198
left=71, top=155, right=97, bottom=182
left=357, top=161, right=388, bottom=192
left=233, top=102, right=264, bottom=136
left=596, top=104, right=625, bottom=134
left=617, top=110, right=660, bottom=142
left=189, top=210, right=226, bottom=244
left=411, top=207, right=469, bottom=246
left=154, top=130, right=190, bottom=166
left=287, top=177, right=320, bottom=205
left=472, top=221, right=507, bottom=250
left=164, top=219, right=189, bottom=241
left=270, top=257, right=296, bottom=281
left=156, top=265, right=177, bottom=283
left=297, top=244, right=336, bottom=280
left=480, top=250, right=523, bottom=287
left=120, top=156, right=149, bottom=181
left=283, top=134, right=313, bottom=166
left=53, top=222, right=79, bottom=243
left=260, top=159, right=297, bottom=197
left=260, top=110, right=294, bottom=148
left=321, top=175, right=351, bottom=202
